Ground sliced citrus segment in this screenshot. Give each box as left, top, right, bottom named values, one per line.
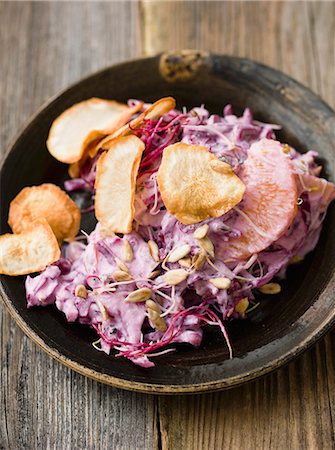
left=98, top=97, right=176, bottom=151
left=0, top=219, right=60, bottom=275
left=8, top=183, right=80, bottom=243
left=95, top=135, right=145, bottom=234
left=221, top=138, right=298, bottom=260
left=47, top=98, right=142, bottom=164
left=157, top=142, right=245, bottom=224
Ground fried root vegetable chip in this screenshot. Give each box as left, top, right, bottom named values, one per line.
left=97, top=97, right=176, bottom=152
left=68, top=138, right=101, bottom=179
left=68, top=101, right=144, bottom=178
left=0, top=219, right=60, bottom=275
left=47, top=98, right=142, bottom=164
left=157, top=143, right=246, bottom=224
left=95, top=135, right=145, bottom=234
left=8, top=184, right=80, bottom=243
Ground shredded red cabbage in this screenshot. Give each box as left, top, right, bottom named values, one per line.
left=26, top=102, right=335, bottom=368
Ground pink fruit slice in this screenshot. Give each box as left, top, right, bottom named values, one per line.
left=220, top=138, right=298, bottom=261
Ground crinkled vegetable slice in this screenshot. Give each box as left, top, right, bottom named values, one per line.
left=8, top=183, right=80, bottom=243
left=47, top=98, right=142, bottom=164
left=157, top=142, right=245, bottom=224
left=221, top=138, right=298, bottom=260
left=0, top=219, right=60, bottom=275
left=98, top=97, right=176, bottom=152
left=95, top=135, right=145, bottom=234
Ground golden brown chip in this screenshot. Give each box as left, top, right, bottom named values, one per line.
left=67, top=102, right=143, bottom=177
left=0, top=219, right=60, bottom=276
left=47, top=98, right=142, bottom=164
left=94, top=135, right=145, bottom=234
left=8, top=184, right=80, bottom=243
left=68, top=138, right=101, bottom=179
left=98, top=97, right=176, bottom=152
left=142, top=96, right=176, bottom=120
left=157, top=143, right=246, bottom=224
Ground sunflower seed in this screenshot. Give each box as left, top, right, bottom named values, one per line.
left=146, top=300, right=167, bottom=332
left=209, top=277, right=231, bottom=289
left=148, top=240, right=160, bottom=262
left=146, top=299, right=160, bottom=313
left=197, top=236, right=215, bottom=258
left=75, top=284, right=88, bottom=299
left=192, top=251, right=206, bottom=270
left=96, top=300, right=109, bottom=321
left=289, top=255, right=303, bottom=265
left=164, top=269, right=189, bottom=285
left=167, top=244, right=191, bottom=263
left=115, top=257, right=129, bottom=273
left=122, top=240, right=133, bottom=262
left=235, top=298, right=249, bottom=314
left=178, top=256, right=192, bottom=269
left=193, top=224, right=209, bottom=240
left=258, top=283, right=281, bottom=294
left=148, top=269, right=162, bottom=279
left=124, top=287, right=152, bottom=303
left=112, top=270, right=133, bottom=282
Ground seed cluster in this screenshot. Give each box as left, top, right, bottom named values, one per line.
left=76, top=232, right=281, bottom=335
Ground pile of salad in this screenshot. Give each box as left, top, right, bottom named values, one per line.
left=5, top=97, right=334, bottom=368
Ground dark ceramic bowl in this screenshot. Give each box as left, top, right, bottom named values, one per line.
left=1, top=51, right=335, bottom=394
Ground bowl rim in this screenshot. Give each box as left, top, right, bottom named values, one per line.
left=1, top=52, right=335, bottom=394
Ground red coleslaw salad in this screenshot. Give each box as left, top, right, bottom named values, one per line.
left=26, top=102, right=335, bottom=368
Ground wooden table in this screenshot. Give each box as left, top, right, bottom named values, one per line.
left=1, top=2, right=334, bottom=449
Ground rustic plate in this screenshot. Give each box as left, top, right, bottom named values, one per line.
left=1, top=52, right=335, bottom=394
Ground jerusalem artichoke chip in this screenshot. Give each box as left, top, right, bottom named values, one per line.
left=157, top=143, right=245, bottom=224
left=0, top=219, right=60, bottom=276
left=47, top=98, right=142, bottom=164
left=94, top=135, right=145, bottom=234
left=8, top=183, right=80, bottom=243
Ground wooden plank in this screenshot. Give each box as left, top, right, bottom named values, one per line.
left=158, top=331, right=335, bottom=450
left=141, top=0, right=335, bottom=108
left=0, top=2, right=159, bottom=450
left=140, top=1, right=335, bottom=449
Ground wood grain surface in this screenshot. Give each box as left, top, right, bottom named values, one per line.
left=0, top=2, right=334, bottom=449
